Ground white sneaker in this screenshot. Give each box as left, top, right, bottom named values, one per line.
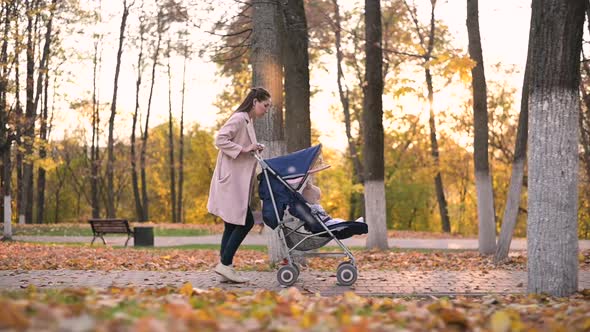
left=218, top=264, right=234, bottom=283
left=214, top=263, right=249, bottom=283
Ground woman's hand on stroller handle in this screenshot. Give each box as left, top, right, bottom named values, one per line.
left=243, top=143, right=264, bottom=154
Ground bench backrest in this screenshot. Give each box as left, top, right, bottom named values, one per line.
left=88, top=219, right=132, bottom=234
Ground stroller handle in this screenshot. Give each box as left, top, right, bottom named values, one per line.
left=252, top=151, right=264, bottom=162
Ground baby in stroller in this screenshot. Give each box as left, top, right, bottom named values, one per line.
left=297, top=176, right=348, bottom=227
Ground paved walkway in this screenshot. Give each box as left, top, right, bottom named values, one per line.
left=2, top=269, right=589, bottom=296
left=13, top=234, right=590, bottom=250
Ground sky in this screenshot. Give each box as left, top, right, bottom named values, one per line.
left=52, top=0, right=531, bottom=152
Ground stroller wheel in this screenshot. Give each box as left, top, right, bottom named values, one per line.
left=277, top=265, right=299, bottom=286
left=337, top=261, right=353, bottom=270
left=336, top=263, right=357, bottom=286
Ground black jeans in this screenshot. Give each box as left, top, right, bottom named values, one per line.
left=220, top=206, right=254, bottom=265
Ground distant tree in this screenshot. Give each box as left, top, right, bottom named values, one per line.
left=402, top=0, right=451, bottom=233
left=330, top=0, right=364, bottom=220
left=527, top=0, right=585, bottom=297
left=131, top=9, right=146, bottom=221
left=36, top=0, right=58, bottom=224
left=22, top=0, right=39, bottom=224
left=106, top=0, right=131, bottom=218
left=91, top=10, right=103, bottom=219
left=0, top=0, right=14, bottom=238
left=165, top=40, right=177, bottom=223
left=177, top=29, right=190, bottom=223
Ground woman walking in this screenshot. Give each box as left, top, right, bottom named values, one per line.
left=207, top=87, right=271, bottom=283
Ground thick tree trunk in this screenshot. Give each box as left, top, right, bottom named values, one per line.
left=281, top=0, right=310, bottom=153
left=467, top=0, right=496, bottom=255
left=494, top=21, right=533, bottom=263
left=581, top=59, right=590, bottom=185
left=23, top=0, right=37, bottom=224
left=363, top=0, right=388, bottom=250
left=12, top=1, right=23, bottom=225
left=107, top=0, right=129, bottom=218
left=527, top=0, right=585, bottom=297
left=252, top=0, right=287, bottom=264
left=166, top=48, right=177, bottom=223
left=582, top=11, right=590, bottom=184
left=0, top=1, right=11, bottom=239
left=35, top=0, right=55, bottom=224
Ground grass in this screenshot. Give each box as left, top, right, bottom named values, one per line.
left=9, top=240, right=478, bottom=255
left=136, top=244, right=268, bottom=252
left=1, top=224, right=213, bottom=237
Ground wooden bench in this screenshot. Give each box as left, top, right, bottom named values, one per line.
left=88, top=218, right=134, bottom=247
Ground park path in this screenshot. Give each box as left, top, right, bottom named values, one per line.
left=13, top=234, right=590, bottom=250
left=2, top=269, right=590, bottom=296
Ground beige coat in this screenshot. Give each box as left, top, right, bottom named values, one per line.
left=207, top=112, right=258, bottom=225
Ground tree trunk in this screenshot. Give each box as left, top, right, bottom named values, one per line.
left=0, top=1, right=11, bottom=239
left=91, top=35, right=101, bottom=219
left=35, top=0, right=56, bottom=224
left=106, top=0, right=129, bottom=218
left=527, top=0, right=585, bottom=297
left=12, top=1, right=23, bottom=225
left=494, top=21, right=533, bottom=263
left=425, top=69, right=451, bottom=234
left=363, top=0, right=388, bottom=250
left=281, top=0, right=310, bottom=153
left=421, top=3, right=451, bottom=233
left=467, top=0, right=496, bottom=254
left=166, top=44, right=177, bottom=223
left=581, top=57, right=590, bottom=185
left=331, top=0, right=365, bottom=221
left=140, top=17, right=163, bottom=222
left=177, top=40, right=188, bottom=223
left=23, top=0, right=38, bottom=224
left=252, top=0, right=287, bottom=264
left=131, top=23, right=144, bottom=222
left=36, top=64, right=49, bottom=225
left=581, top=10, right=590, bottom=186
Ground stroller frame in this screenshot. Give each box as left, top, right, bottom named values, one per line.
left=254, top=152, right=359, bottom=286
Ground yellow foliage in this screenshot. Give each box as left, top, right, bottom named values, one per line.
left=179, top=282, right=194, bottom=297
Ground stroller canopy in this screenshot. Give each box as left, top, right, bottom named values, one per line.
left=259, top=145, right=322, bottom=229
left=264, top=144, right=322, bottom=182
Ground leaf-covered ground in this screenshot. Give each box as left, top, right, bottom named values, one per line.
left=1, top=285, right=589, bottom=331
left=0, top=222, right=481, bottom=238
left=1, top=242, right=589, bottom=272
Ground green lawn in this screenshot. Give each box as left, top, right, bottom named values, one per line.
left=0, top=225, right=212, bottom=237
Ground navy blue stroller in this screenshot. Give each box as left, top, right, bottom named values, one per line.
left=256, top=144, right=368, bottom=286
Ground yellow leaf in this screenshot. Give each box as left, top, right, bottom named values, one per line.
left=439, top=308, right=468, bottom=327
left=179, top=282, right=194, bottom=297
left=0, top=301, right=30, bottom=330
left=490, top=310, right=511, bottom=332
left=290, top=303, right=302, bottom=317
left=301, top=311, right=315, bottom=329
